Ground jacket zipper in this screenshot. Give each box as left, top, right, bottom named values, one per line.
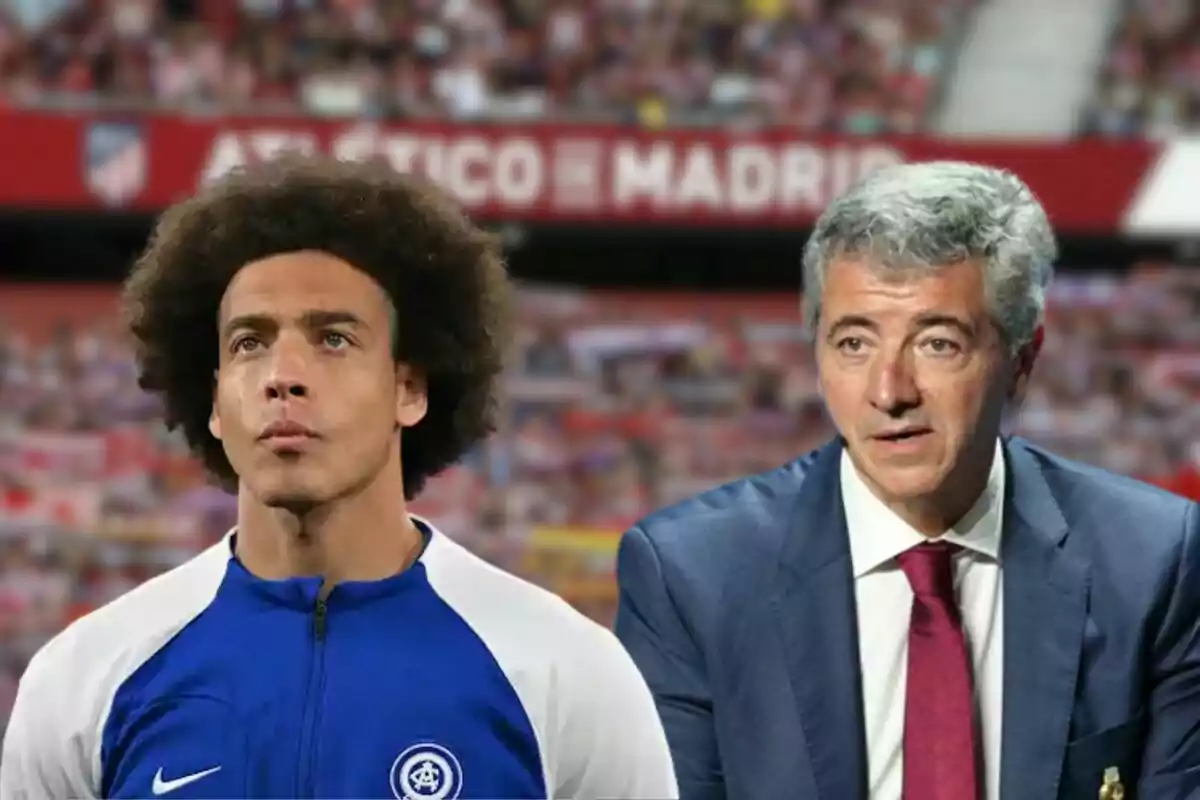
left=297, top=595, right=329, bottom=797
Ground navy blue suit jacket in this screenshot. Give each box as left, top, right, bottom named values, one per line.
left=615, top=437, right=1200, bottom=800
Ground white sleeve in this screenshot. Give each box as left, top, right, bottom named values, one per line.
left=1, top=653, right=97, bottom=800
left=551, top=624, right=679, bottom=799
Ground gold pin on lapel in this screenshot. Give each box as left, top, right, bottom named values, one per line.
left=1099, top=767, right=1124, bottom=800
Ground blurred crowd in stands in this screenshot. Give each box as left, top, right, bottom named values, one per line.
left=2, top=266, right=1199, bottom=728
left=1087, top=0, right=1200, bottom=136
left=0, top=0, right=972, bottom=130
left=11, top=0, right=1200, bottom=138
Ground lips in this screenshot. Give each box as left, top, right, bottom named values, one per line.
left=259, top=421, right=317, bottom=440
left=872, top=427, right=932, bottom=442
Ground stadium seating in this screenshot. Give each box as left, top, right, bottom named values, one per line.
left=1086, top=0, right=1200, bottom=136
left=1, top=0, right=975, bottom=131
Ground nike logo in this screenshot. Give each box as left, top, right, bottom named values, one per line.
left=152, top=766, right=222, bottom=795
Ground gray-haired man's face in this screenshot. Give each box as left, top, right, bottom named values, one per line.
left=813, top=258, right=1035, bottom=516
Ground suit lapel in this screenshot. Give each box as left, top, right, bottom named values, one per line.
left=771, top=441, right=868, bottom=800
left=998, top=439, right=1090, bottom=800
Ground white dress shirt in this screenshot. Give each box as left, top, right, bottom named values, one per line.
left=841, top=440, right=1006, bottom=800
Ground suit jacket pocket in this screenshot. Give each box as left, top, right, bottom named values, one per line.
left=1061, top=713, right=1147, bottom=800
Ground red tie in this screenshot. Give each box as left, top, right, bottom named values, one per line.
left=897, top=542, right=981, bottom=800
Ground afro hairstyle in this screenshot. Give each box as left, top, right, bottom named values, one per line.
left=122, top=154, right=513, bottom=499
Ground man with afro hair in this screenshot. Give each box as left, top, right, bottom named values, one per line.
left=1, top=155, right=677, bottom=800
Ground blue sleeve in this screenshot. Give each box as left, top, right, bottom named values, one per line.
left=614, top=526, right=725, bottom=800
left=1139, top=501, right=1200, bottom=798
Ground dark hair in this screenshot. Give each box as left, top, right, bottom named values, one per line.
left=122, top=155, right=512, bottom=499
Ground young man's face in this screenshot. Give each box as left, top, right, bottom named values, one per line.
left=210, top=250, right=427, bottom=509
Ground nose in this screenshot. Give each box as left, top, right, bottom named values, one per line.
left=264, top=377, right=308, bottom=401
left=867, top=347, right=921, bottom=417
left=261, top=343, right=310, bottom=401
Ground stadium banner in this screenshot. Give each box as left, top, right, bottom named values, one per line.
left=1, top=109, right=1196, bottom=234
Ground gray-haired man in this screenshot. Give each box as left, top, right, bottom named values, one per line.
left=615, top=161, right=1200, bottom=800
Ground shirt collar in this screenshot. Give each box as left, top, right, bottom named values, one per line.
left=841, top=438, right=1006, bottom=578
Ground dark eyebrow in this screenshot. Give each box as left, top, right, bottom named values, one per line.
left=221, top=313, right=273, bottom=341
left=299, top=310, right=367, bottom=330
left=824, top=312, right=977, bottom=343
left=911, top=313, right=976, bottom=338
left=824, top=315, right=878, bottom=341
left=220, top=310, right=368, bottom=340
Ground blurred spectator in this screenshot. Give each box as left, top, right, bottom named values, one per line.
left=0, top=0, right=976, bottom=130
left=1086, top=0, right=1200, bottom=136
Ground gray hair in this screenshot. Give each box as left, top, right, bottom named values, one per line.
left=801, top=161, right=1058, bottom=351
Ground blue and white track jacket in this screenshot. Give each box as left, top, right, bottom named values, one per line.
left=0, top=521, right=677, bottom=799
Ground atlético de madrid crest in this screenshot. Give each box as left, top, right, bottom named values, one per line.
left=83, top=121, right=146, bottom=208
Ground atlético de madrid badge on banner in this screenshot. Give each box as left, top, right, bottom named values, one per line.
left=83, top=120, right=147, bottom=208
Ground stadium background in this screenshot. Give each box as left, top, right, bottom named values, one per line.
left=2, top=0, right=1200, bottom=735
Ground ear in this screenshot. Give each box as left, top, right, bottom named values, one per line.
left=208, top=371, right=222, bottom=440
left=395, top=364, right=429, bottom=429
left=1008, top=325, right=1044, bottom=402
